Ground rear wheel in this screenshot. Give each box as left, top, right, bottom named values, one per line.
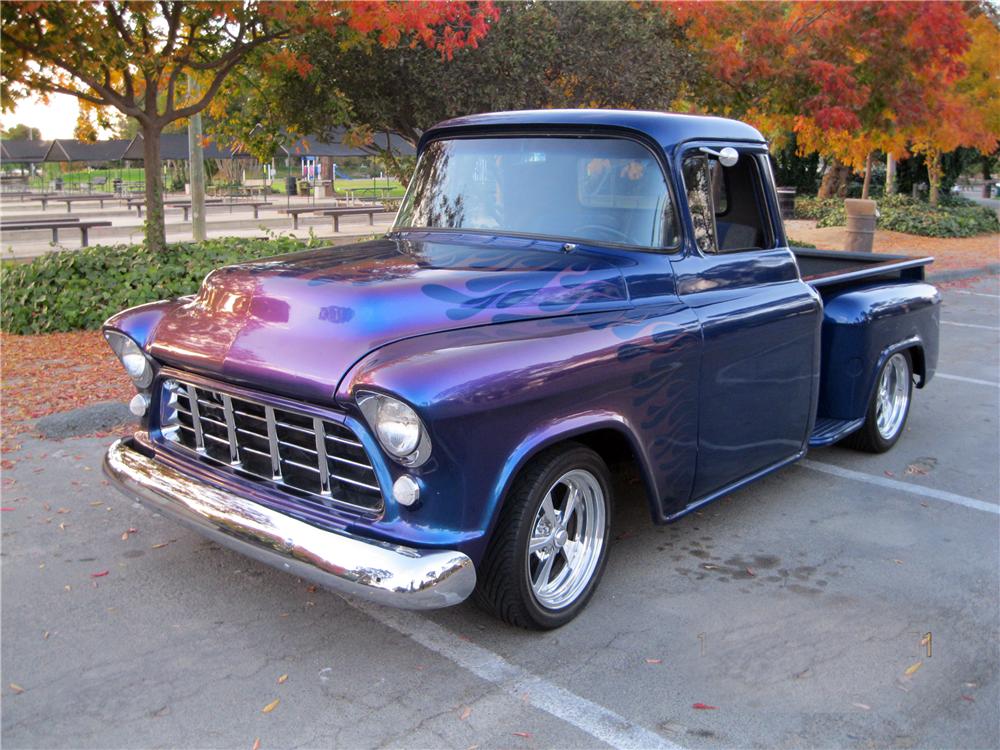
left=474, top=443, right=613, bottom=629
left=843, top=350, right=913, bottom=453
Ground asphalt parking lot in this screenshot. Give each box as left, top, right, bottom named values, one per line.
left=2, top=275, right=998, bottom=750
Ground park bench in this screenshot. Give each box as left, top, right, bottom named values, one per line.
left=279, top=203, right=349, bottom=230
left=321, top=205, right=389, bottom=232
left=1, top=217, right=111, bottom=246
left=33, top=194, right=113, bottom=211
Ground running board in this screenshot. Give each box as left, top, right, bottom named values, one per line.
left=809, top=417, right=865, bottom=447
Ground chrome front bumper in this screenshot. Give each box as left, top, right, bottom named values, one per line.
left=103, top=437, right=476, bottom=609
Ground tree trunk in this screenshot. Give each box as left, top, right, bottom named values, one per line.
left=927, top=149, right=942, bottom=206
left=818, top=159, right=850, bottom=199
left=187, top=74, right=207, bottom=243
left=861, top=151, right=874, bottom=199
left=885, top=153, right=897, bottom=195
left=982, top=155, right=993, bottom=199
left=142, top=122, right=166, bottom=252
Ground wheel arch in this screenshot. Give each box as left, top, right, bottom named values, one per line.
left=487, top=415, right=660, bottom=538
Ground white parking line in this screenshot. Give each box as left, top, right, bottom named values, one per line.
left=936, top=372, right=1000, bottom=388
left=348, top=599, right=684, bottom=750
left=798, top=459, right=1000, bottom=515
left=951, top=290, right=1000, bottom=299
left=941, top=320, right=1000, bottom=331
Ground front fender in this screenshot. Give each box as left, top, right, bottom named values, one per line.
left=338, top=304, right=701, bottom=562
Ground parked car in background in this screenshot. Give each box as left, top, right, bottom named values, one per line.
left=104, top=110, right=939, bottom=628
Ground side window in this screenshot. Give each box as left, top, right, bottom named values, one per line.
left=681, top=156, right=717, bottom=255
left=683, top=149, right=772, bottom=254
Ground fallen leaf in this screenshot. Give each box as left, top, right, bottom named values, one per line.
left=746, top=567, right=755, bottom=577
left=459, top=706, right=472, bottom=720
left=692, top=703, right=717, bottom=710
left=277, top=674, right=288, bottom=684
left=64, top=585, right=71, bottom=592
left=702, top=564, right=718, bottom=570
left=57, top=508, right=70, bottom=514
left=9, top=683, right=25, bottom=694
left=121, top=528, right=138, bottom=541
left=42, top=631, right=50, bottom=640
left=251, top=739, right=261, bottom=750
left=512, top=732, right=532, bottom=738
left=852, top=702, right=871, bottom=710
left=884, top=470, right=895, bottom=477
left=58, top=522, right=67, bottom=531
left=645, top=658, right=663, bottom=665
left=0, top=507, right=14, bottom=512
left=89, top=501, right=103, bottom=507
left=151, top=540, right=176, bottom=549
left=904, top=661, right=923, bottom=677
left=305, top=585, right=317, bottom=593
left=261, top=698, right=280, bottom=714
left=905, top=463, right=928, bottom=476
left=961, top=695, right=975, bottom=702
left=893, top=559, right=904, bottom=565
left=91, top=570, right=109, bottom=578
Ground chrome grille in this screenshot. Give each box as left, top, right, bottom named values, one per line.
left=158, top=377, right=382, bottom=515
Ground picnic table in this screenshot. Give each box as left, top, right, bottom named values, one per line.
left=321, top=205, right=390, bottom=232
left=344, top=187, right=395, bottom=204
left=33, top=194, right=113, bottom=211
left=279, top=203, right=349, bottom=230
left=128, top=198, right=272, bottom=221
left=1, top=217, right=111, bottom=246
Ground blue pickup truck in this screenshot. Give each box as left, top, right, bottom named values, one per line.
left=104, top=110, right=939, bottom=629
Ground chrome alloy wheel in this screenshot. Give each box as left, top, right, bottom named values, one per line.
left=875, top=353, right=911, bottom=440
left=526, top=469, right=607, bottom=611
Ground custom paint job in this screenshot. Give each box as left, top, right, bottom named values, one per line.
left=105, top=110, right=940, bottom=569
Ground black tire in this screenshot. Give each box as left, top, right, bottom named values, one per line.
left=842, top=349, right=913, bottom=453
left=474, top=442, right=613, bottom=630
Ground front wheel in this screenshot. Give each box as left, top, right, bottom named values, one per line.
left=843, top=350, right=913, bottom=453
left=474, top=443, right=613, bottom=629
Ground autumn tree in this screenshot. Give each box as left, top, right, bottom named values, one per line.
left=1, top=1, right=496, bottom=251
left=212, top=1, right=696, bottom=179
left=672, top=1, right=990, bottom=200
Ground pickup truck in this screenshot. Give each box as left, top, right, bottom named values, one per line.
left=103, top=110, right=940, bottom=629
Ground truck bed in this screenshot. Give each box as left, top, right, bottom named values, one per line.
left=793, top=248, right=933, bottom=288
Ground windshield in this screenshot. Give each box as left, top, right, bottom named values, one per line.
left=395, top=136, right=676, bottom=248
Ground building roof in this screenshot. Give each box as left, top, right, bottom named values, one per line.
left=122, top=133, right=251, bottom=161
left=0, top=139, right=51, bottom=164
left=278, top=130, right=416, bottom=158
left=420, top=109, right=766, bottom=154
left=43, top=138, right=132, bottom=162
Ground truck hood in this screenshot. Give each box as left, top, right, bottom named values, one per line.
left=148, top=232, right=630, bottom=403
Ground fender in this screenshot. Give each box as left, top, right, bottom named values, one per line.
left=487, top=411, right=662, bottom=536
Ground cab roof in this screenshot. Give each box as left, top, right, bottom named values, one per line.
left=419, top=109, right=766, bottom=154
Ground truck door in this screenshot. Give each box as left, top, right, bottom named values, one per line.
left=672, top=144, right=821, bottom=502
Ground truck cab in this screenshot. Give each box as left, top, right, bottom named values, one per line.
left=104, top=110, right=940, bottom=629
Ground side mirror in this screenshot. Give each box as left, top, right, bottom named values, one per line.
left=699, top=146, right=740, bottom=168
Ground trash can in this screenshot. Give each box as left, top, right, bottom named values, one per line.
left=53, top=177, right=63, bottom=191
left=113, top=178, right=122, bottom=195
left=285, top=175, right=297, bottom=196
left=775, top=187, right=796, bottom=220
left=845, top=198, right=878, bottom=253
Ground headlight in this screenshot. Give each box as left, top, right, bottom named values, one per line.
left=357, top=392, right=431, bottom=467
left=104, top=330, right=154, bottom=389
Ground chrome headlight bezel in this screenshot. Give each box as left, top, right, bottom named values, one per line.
left=104, top=330, right=154, bottom=389
left=356, top=391, right=431, bottom=467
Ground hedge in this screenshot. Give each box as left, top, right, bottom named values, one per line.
left=794, top=194, right=999, bottom=238
left=1, top=236, right=318, bottom=335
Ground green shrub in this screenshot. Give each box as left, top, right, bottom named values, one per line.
left=794, top=194, right=998, bottom=238
left=787, top=238, right=817, bottom=248
left=1, top=235, right=317, bottom=335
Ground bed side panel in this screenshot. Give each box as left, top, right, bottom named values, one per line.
left=817, top=281, right=940, bottom=421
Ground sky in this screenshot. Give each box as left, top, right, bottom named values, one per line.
left=1, top=93, right=80, bottom=139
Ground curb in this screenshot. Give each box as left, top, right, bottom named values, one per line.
left=927, top=263, right=1000, bottom=283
